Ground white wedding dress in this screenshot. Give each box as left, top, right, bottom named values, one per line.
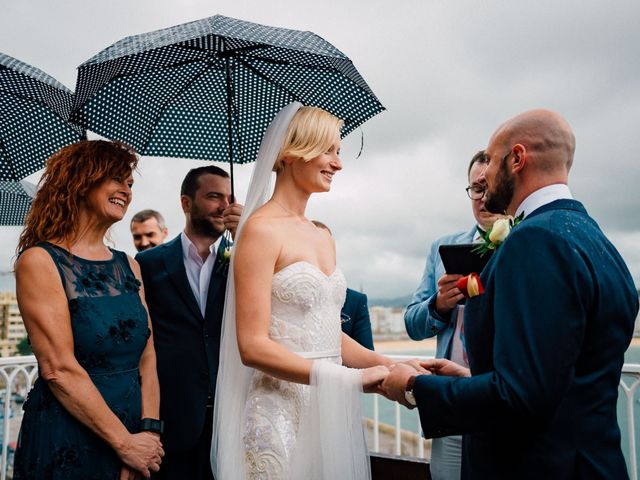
left=243, top=261, right=346, bottom=478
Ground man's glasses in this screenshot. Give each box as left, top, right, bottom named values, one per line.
left=465, top=184, right=486, bottom=200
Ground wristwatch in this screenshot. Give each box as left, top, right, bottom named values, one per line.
left=404, top=375, right=417, bottom=406
left=140, top=418, right=164, bottom=435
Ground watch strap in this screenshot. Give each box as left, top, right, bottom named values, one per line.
left=140, top=417, right=164, bottom=434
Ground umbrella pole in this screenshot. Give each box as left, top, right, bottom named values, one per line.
left=225, top=56, right=235, bottom=201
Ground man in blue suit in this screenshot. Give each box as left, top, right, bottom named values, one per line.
left=137, top=166, right=242, bottom=480
left=310, top=220, right=375, bottom=350
left=341, top=288, right=374, bottom=350
left=405, top=150, right=502, bottom=480
left=383, top=109, right=638, bottom=478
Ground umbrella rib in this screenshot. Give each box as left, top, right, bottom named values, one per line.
left=237, top=58, right=300, bottom=100
left=239, top=56, right=378, bottom=101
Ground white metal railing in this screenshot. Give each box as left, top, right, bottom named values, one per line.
left=0, top=356, right=638, bottom=479
left=368, top=355, right=640, bottom=480
left=0, top=355, right=37, bottom=480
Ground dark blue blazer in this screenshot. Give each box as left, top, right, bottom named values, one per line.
left=413, top=200, right=638, bottom=479
left=136, top=235, right=229, bottom=452
left=341, top=288, right=374, bottom=350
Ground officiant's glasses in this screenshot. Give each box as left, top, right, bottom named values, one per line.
left=465, top=184, right=486, bottom=200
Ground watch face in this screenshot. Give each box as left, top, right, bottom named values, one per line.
left=404, top=390, right=417, bottom=406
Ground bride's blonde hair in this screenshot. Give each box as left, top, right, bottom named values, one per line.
left=273, top=106, right=343, bottom=173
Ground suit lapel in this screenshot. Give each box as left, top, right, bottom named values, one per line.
left=162, top=236, right=203, bottom=321
left=204, top=236, right=229, bottom=320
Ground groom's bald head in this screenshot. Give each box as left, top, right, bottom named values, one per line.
left=490, top=109, right=576, bottom=174
left=481, top=109, right=576, bottom=215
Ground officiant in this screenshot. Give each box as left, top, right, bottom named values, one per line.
left=404, top=150, right=502, bottom=480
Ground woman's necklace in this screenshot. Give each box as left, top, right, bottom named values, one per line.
left=272, top=199, right=308, bottom=222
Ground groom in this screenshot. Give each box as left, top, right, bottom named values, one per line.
left=383, top=109, right=638, bottom=478
left=137, top=166, right=242, bottom=479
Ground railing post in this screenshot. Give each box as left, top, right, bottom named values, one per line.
left=394, top=402, right=401, bottom=455
left=620, top=369, right=640, bottom=480
left=373, top=394, right=379, bottom=452
left=417, top=417, right=424, bottom=458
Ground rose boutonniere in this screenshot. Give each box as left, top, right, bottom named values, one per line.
left=472, top=212, right=524, bottom=256
left=456, top=272, right=484, bottom=298
left=216, top=246, right=233, bottom=275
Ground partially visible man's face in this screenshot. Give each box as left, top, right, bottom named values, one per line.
left=185, top=173, right=231, bottom=238
left=468, top=162, right=500, bottom=230
left=131, top=217, right=168, bottom=252
left=482, top=139, right=515, bottom=214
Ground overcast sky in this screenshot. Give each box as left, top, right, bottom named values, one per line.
left=1, top=0, right=639, bottom=300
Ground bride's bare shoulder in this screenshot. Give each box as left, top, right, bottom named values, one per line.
left=241, top=206, right=286, bottom=240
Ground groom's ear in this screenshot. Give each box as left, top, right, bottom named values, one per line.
left=511, top=144, right=527, bottom=174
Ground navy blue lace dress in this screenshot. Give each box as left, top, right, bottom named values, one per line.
left=13, top=243, right=150, bottom=480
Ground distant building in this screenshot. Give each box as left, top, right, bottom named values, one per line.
left=370, top=306, right=408, bottom=340
left=0, top=292, right=26, bottom=356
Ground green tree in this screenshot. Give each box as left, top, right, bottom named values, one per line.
left=16, top=336, right=32, bottom=356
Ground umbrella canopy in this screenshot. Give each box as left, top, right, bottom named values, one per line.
left=0, top=180, right=32, bottom=226
left=71, top=15, right=385, bottom=190
left=0, top=52, right=85, bottom=183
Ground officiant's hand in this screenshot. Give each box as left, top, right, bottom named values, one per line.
left=361, top=365, right=390, bottom=393
left=421, top=358, right=471, bottom=377
left=398, top=358, right=430, bottom=374
left=223, top=202, right=243, bottom=239
left=435, top=273, right=465, bottom=314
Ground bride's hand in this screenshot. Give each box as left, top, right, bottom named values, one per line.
left=361, top=365, right=389, bottom=393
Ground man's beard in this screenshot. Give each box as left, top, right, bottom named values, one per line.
left=484, top=159, right=515, bottom=214
left=190, top=203, right=225, bottom=238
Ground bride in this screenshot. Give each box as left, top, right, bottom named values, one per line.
left=212, top=102, right=417, bottom=479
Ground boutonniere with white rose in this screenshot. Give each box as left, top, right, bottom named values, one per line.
left=216, top=246, right=233, bottom=275
left=472, top=212, right=525, bottom=257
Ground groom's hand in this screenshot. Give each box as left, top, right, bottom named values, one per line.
left=381, top=363, right=422, bottom=409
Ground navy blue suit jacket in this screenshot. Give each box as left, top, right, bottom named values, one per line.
left=413, top=200, right=638, bottom=479
left=136, top=235, right=229, bottom=452
left=341, top=288, right=374, bottom=350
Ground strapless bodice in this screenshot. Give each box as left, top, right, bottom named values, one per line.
left=270, top=261, right=346, bottom=357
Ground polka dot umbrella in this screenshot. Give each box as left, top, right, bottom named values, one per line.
left=0, top=52, right=86, bottom=225
left=71, top=14, right=385, bottom=195
left=0, top=180, right=32, bottom=226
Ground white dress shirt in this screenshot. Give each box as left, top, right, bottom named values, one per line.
left=181, top=232, right=222, bottom=317
left=515, top=184, right=573, bottom=219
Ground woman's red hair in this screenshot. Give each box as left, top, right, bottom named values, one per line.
left=17, top=140, right=138, bottom=254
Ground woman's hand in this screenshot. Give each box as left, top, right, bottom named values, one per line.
left=421, top=358, right=471, bottom=377
left=119, top=464, right=142, bottom=480
left=116, top=432, right=164, bottom=479
left=361, top=365, right=390, bottom=393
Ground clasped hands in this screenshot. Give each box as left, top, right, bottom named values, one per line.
left=364, top=358, right=471, bottom=409
left=117, top=431, right=165, bottom=480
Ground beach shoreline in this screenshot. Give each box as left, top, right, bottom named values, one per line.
left=374, top=336, right=640, bottom=354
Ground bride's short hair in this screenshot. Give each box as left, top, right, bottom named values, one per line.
left=273, top=106, right=343, bottom=173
